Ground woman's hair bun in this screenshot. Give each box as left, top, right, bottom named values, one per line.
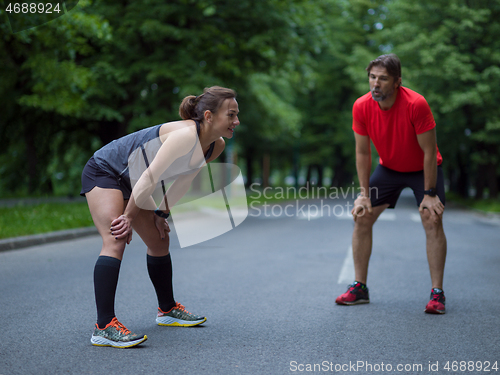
left=179, top=95, right=198, bottom=120
left=179, top=87, right=237, bottom=121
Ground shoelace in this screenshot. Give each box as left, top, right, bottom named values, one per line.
left=176, top=303, right=198, bottom=317
left=348, top=287, right=357, bottom=294
left=175, top=303, right=188, bottom=313
left=431, top=292, right=444, bottom=303
left=111, top=318, right=131, bottom=335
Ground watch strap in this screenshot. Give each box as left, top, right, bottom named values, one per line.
left=423, top=188, right=437, bottom=197
left=154, top=209, right=170, bottom=219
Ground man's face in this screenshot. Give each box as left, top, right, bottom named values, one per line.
left=368, top=66, right=400, bottom=102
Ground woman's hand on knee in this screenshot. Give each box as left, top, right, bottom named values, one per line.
left=110, top=214, right=133, bottom=244
left=154, top=215, right=170, bottom=240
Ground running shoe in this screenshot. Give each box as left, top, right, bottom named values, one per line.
left=90, top=317, right=147, bottom=348
left=335, top=281, right=370, bottom=305
left=156, top=302, right=207, bottom=327
left=424, top=288, right=446, bottom=314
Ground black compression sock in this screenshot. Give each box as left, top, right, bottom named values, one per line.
left=147, top=254, right=176, bottom=312
left=93, top=256, right=121, bottom=329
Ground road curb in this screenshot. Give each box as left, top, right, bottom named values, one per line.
left=447, top=201, right=500, bottom=225
left=0, top=226, right=99, bottom=252
left=1, top=200, right=498, bottom=253
left=0, top=210, right=199, bottom=253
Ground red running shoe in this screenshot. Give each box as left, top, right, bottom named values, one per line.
left=425, top=288, right=446, bottom=314
left=335, top=281, right=370, bottom=305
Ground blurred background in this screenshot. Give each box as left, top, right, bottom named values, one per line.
left=1, top=0, right=499, bottom=203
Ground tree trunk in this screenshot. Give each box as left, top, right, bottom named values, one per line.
left=305, top=164, right=313, bottom=186
left=262, top=153, right=270, bottom=188
left=25, top=122, right=38, bottom=194
left=475, top=164, right=486, bottom=200
left=331, top=153, right=353, bottom=189
left=486, top=162, right=498, bottom=199
left=244, top=147, right=254, bottom=188
left=457, top=154, right=470, bottom=198
left=317, top=165, right=324, bottom=187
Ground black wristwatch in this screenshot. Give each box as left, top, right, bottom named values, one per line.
left=424, top=188, right=437, bottom=197
left=154, top=209, right=170, bottom=219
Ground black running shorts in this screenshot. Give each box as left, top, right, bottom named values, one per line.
left=80, top=156, right=132, bottom=200
left=368, top=164, right=445, bottom=209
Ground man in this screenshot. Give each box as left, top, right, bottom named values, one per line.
left=335, top=54, right=447, bottom=314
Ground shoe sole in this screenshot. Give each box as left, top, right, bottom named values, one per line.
left=156, top=316, right=207, bottom=327
left=336, top=299, right=370, bottom=305
left=424, top=308, right=445, bottom=314
left=91, top=335, right=147, bottom=348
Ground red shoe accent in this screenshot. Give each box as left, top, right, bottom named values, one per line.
left=335, top=282, right=370, bottom=305
left=424, top=289, right=446, bottom=314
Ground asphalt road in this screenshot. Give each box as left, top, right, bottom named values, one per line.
left=1, top=190, right=499, bottom=375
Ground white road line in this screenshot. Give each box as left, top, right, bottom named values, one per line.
left=337, top=212, right=353, bottom=220
left=297, top=212, right=322, bottom=220
left=410, top=213, right=421, bottom=223
left=338, top=245, right=354, bottom=285
left=337, top=211, right=396, bottom=221
left=378, top=212, right=396, bottom=221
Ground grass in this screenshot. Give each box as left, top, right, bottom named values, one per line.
left=1, top=188, right=498, bottom=240
left=0, top=202, right=94, bottom=239
left=0, top=188, right=291, bottom=239
left=446, top=192, right=500, bottom=213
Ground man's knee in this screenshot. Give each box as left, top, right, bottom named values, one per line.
left=355, top=211, right=378, bottom=229
left=420, top=209, right=443, bottom=232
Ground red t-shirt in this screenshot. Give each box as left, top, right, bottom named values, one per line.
left=352, top=86, right=443, bottom=172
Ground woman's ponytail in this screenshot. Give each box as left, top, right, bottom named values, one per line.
left=179, top=95, right=198, bottom=120
left=179, top=86, right=236, bottom=121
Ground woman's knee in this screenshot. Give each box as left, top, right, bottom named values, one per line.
left=99, top=236, right=127, bottom=259
left=146, top=236, right=170, bottom=257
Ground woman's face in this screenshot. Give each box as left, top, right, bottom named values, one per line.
left=210, top=98, right=240, bottom=139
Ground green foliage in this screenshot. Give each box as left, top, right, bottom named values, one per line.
left=378, top=0, right=500, bottom=197
left=447, top=192, right=500, bottom=213
left=2, top=0, right=320, bottom=196
left=1, top=0, right=499, bottom=200
left=0, top=202, right=93, bottom=238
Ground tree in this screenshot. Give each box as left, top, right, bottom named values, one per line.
left=296, top=0, right=388, bottom=188
left=0, top=0, right=111, bottom=194
left=0, top=0, right=328, bottom=195
left=379, top=0, right=500, bottom=198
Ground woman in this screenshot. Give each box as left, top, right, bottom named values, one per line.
left=80, top=86, right=239, bottom=348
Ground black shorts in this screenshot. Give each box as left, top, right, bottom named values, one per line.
left=80, top=156, right=132, bottom=200
left=368, top=164, right=445, bottom=209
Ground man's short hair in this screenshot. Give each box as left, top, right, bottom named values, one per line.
left=366, top=54, right=401, bottom=85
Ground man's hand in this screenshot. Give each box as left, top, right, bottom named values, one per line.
left=154, top=214, right=171, bottom=240
left=352, top=195, right=373, bottom=222
left=419, top=195, right=445, bottom=223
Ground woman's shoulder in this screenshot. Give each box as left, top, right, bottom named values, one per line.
left=159, top=119, right=198, bottom=143
left=214, top=137, right=225, bottom=147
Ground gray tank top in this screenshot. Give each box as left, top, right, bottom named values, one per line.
left=93, top=121, right=215, bottom=190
